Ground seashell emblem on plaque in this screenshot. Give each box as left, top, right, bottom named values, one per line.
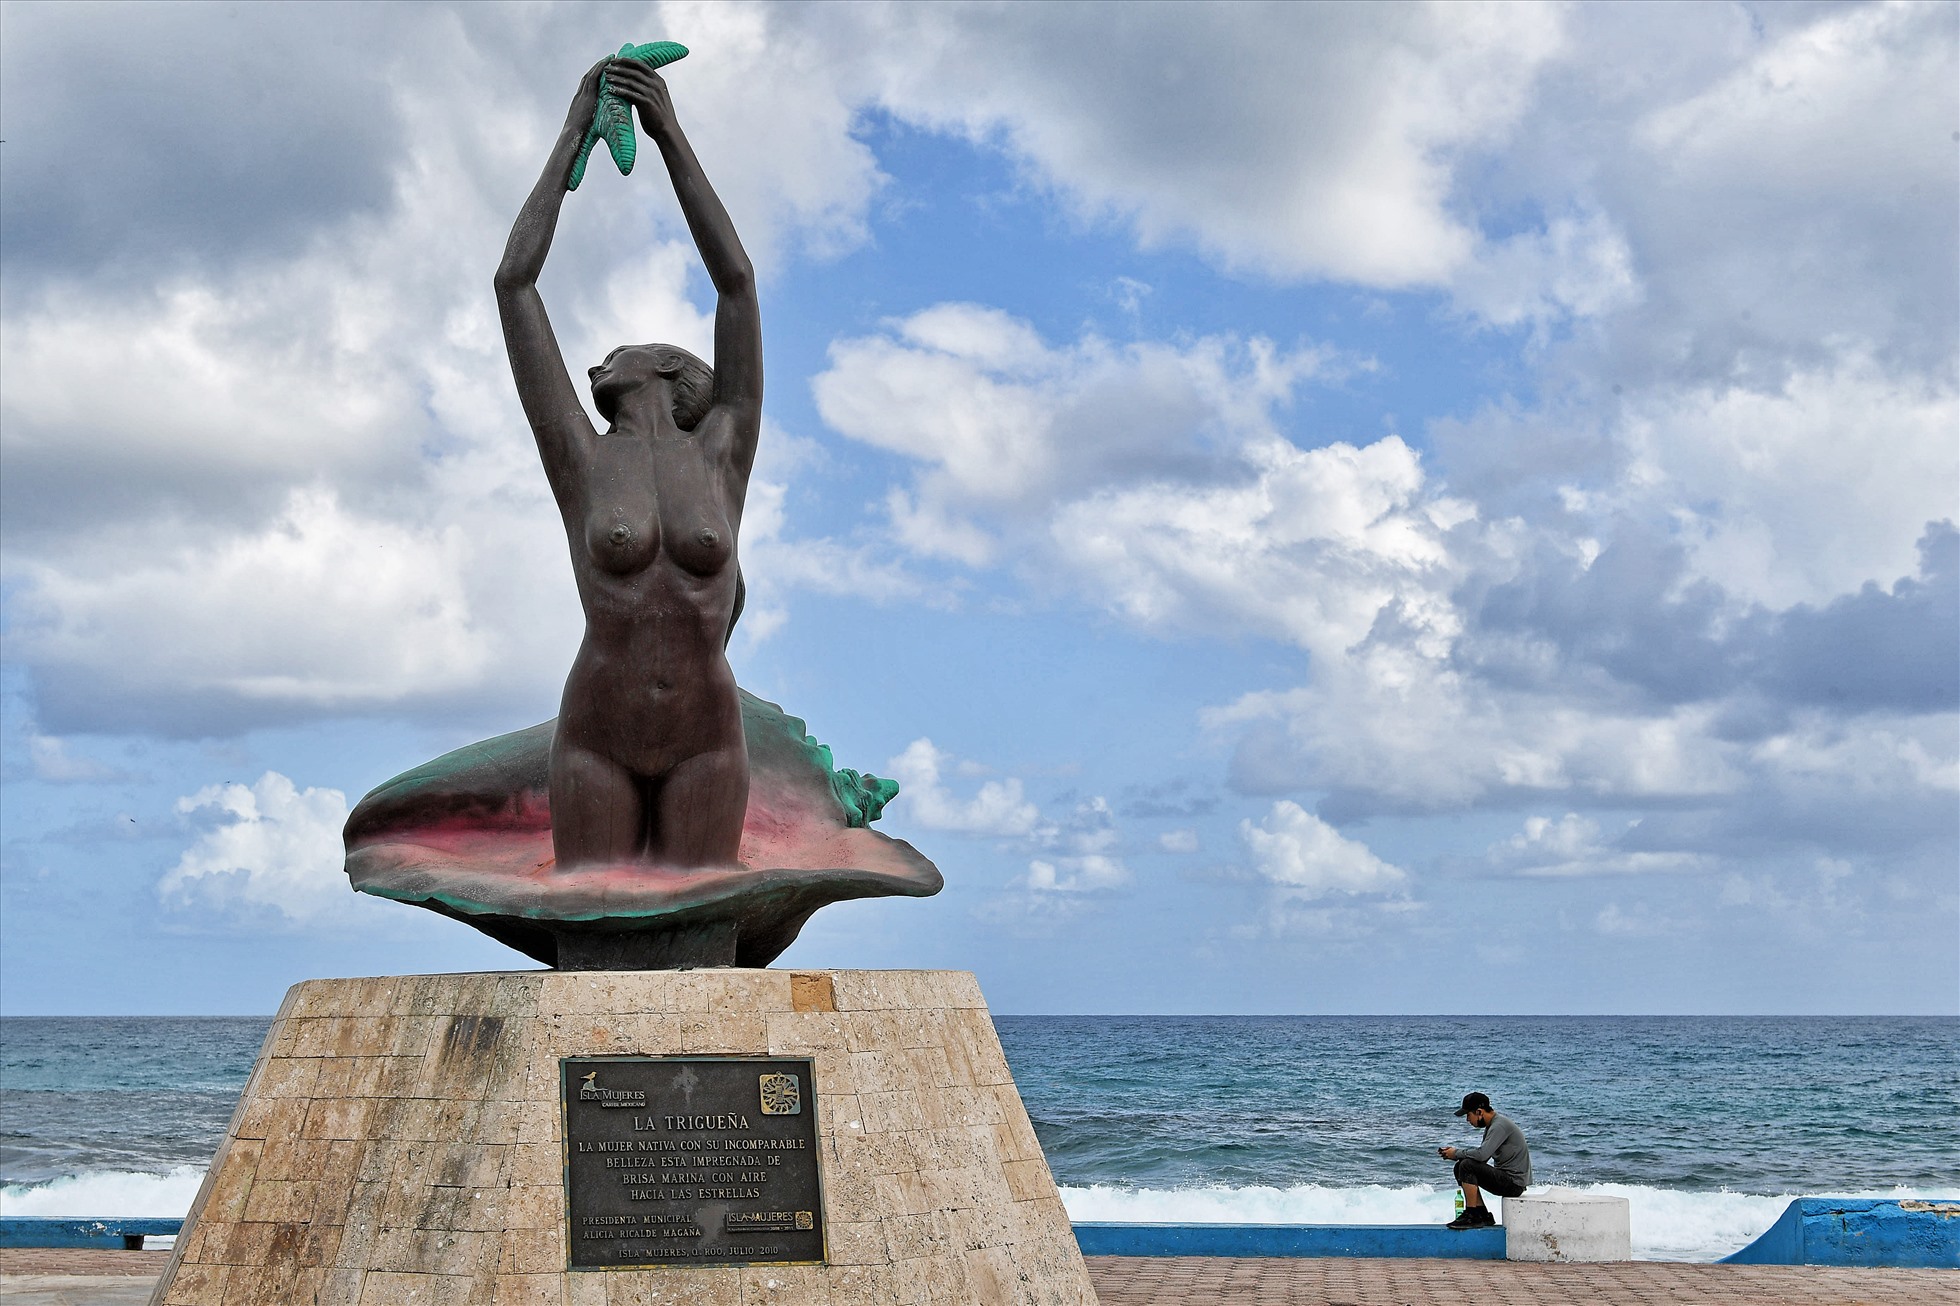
left=561, top=1056, right=826, bottom=1268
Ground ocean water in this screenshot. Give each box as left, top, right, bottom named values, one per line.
left=1000, top=1015, right=1958, bottom=1260
left=2, top=1013, right=1953, bottom=1261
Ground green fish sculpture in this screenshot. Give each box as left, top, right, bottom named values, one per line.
left=566, top=40, right=690, bottom=191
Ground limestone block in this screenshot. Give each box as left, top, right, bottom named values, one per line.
left=150, top=969, right=1094, bottom=1306
left=1503, top=1188, right=1633, bottom=1262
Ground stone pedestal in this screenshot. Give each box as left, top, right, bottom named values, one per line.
left=150, top=970, right=1095, bottom=1305
left=1502, top=1189, right=1632, bottom=1262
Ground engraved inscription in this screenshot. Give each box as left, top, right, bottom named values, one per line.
left=562, top=1057, right=825, bottom=1269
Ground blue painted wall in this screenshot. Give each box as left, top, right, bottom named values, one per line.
left=0, top=1217, right=184, bottom=1250
left=1721, top=1199, right=1960, bottom=1268
left=1072, top=1221, right=1505, bottom=1260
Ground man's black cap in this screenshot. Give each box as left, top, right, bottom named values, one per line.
left=1454, top=1092, right=1492, bottom=1117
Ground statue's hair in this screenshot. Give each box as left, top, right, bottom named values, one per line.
left=653, top=345, right=715, bottom=430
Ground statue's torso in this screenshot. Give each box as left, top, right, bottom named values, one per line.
left=555, top=422, right=745, bottom=771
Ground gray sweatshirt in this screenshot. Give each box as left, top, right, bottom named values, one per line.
left=1458, top=1112, right=1532, bottom=1187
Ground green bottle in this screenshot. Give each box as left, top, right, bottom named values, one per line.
left=1454, top=1188, right=1466, bottom=1218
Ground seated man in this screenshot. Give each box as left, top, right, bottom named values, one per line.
left=1439, top=1091, right=1531, bottom=1228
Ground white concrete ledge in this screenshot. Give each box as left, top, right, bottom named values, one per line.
left=1503, top=1189, right=1632, bottom=1262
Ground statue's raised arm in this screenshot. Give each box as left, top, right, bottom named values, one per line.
left=493, top=59, right=608, bottom=499
left=609, top=59, right=762, bottom=475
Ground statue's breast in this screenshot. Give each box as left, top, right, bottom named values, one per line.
left=666, top=514, right=733, bottom=577
left=585, top=504, right=659, bottom=575
left=650, top=439, right=736, bottom=577
left=583, top=441, right=661, bottom=575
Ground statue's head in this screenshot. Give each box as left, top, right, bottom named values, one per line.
left=588, top=344, right=714, bottom=429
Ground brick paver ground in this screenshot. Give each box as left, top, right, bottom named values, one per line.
left=1086, top=1255, right=1960, bottom=1305
left=0, top=1252, right=166, bottom=1306
left=0, top=1276, right=154, bottom=1305
left=4, top=1249, right=1957, bottom=1304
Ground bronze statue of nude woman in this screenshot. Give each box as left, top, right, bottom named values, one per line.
left=341, top=51, right=938, bottom=970
left=495, top=55, right=758, bottom=874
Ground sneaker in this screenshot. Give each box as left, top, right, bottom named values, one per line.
left=1447, top=1207, right=1495, bottom=1230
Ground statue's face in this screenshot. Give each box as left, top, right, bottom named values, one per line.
left=588, top=345, right=661, bottom=420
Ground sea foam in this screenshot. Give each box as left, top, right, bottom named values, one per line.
left=0, top=1166, right=206, bottom=1219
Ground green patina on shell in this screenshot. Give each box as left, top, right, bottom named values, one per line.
left=810, top=743, right=901, bottom=829
left=567, top=41, right=690, bottom=192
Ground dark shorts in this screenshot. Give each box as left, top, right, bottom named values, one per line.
left=1454, top=1158, right=1526, bottom=1198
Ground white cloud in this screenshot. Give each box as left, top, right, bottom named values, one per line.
left=982, top=795, right=1134, bottom=932
left=733, top=429, right=932, bottom=646
left=1054, top=434, right=1470, bottom=661
left=1218, top=676, right=1745, bottom=813
left=764, top=0, right=1946, bottom=352
left=1487, top=813, right=1711, bottom=878
left=827, top=1, right=1567, bottom=287
left=1616, top=359, right=1959, bottom=609
left=1239, top=801, right=1407, bottom=900
left=14, top=489, right=488, bottom=713
left=1449, top=210, right=1640, bottom=328
left=1159, top=829, right=1200, bottom=854
left=649, top=0, right=887, bottom=266
left=1025, top=855, right=1129, bottom=895
left=1025, top=796, right=1131, bottom=893
left=1593, top=901, right=1694, bottom=938
left=1747, top=714, right=1960, bottom=806
left=815, top=304, right=1346, bottom=569
left=807, top=0, right=1960, bottom=352
left=866, top=312, right=1956, bottom=920
left=23, top=734, right=121, bottom=783
left=815, top=309, right=1484, bottom=695
left=1715, top=857, right=1881, bottom=938
left=820, top=293, right=1952, bottom=868
left=876, top=736, right=1137, bottom=920
left=1615, top=0, right=1958, bottom=377
left=161, top=772, right=361, bottom=926
left=0, top=282, right=422, bottom=529
left=814, top=303, right=1464, bottom=705
left=882, top=739, right=1041, bottom=837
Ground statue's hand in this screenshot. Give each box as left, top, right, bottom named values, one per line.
left=564, top=58, right=608, bottom=132
left=606, top=58, right=675, bottom=140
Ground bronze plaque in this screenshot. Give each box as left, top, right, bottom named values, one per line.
left=561, top=1056, right=826, bottom=1268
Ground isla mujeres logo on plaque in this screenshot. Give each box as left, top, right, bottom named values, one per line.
left=758, top=1072, right=801, bottom=1115
left=579, top=1070, right=649, bottom=1108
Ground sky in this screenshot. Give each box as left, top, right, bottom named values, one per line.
left=1, top=0, right=1954, bottom=1017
